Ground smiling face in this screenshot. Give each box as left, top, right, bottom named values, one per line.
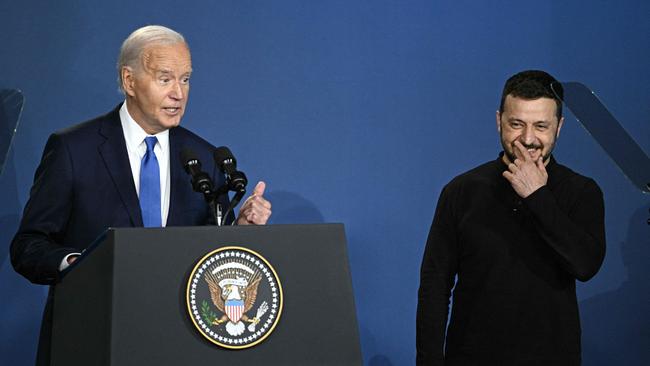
left=121, top=42, right=192, bottom=134
left=497, top=95, right=564, bottom=165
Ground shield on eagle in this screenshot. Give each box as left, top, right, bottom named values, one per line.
left=225, top=299, right=244, bottom=323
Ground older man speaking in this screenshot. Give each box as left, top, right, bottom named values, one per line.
left=11, top=25, right=272, bottom=365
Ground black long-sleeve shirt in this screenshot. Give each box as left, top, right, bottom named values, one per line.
left=417, top=155, right=605, bottom=366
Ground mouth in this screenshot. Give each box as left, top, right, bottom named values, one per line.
left=524, top=147, right=543, bottom=159
left=163, top=107, right=181, bottom=115
left=510, top=143, right=542, bottom=158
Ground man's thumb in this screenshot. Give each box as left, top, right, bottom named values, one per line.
left=253, top=181, right=266, bottom=196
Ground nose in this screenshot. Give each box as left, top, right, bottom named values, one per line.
left=169, top=80, right=185, bottom=100
left=520, top=125, right=536, bottom=145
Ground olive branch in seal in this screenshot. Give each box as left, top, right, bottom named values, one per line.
left=201, top=300, right=218, bottom=324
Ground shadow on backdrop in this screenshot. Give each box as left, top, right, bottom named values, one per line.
left=580, top=205, right=650, bottom=366
left=263, top=190, right=325, bottom=224
left=358, top=323, right=396, bottom=366
left=368, top=355, right=394, bottom=366
left=553, top=82, right=650, bottom=193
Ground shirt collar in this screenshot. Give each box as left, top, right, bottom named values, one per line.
left=119, top=101, right=169, bottom=155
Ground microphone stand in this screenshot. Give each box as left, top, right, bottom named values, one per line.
left=208, top=198, right=222, bottom=227
left=202, top=179, right=247, bottom=226
left=222, top=189, right=246, bottom=226
left=210, top=184, right=230, bottom=226
left=193, top=188, right=221, bottom=226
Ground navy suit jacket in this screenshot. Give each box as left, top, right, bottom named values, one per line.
left=10, top=104, right=230, bottom=365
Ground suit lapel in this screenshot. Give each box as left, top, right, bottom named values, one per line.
left=98, top=106, right=143, bottom=227
left=167, top=127, right=184, bottom=226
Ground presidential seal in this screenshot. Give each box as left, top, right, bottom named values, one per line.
left=186, top=246, right=283, bottom=349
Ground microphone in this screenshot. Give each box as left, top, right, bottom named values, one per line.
left=180, top=148, right=214, bottom=196
left=180, top=148, right=222, bottom=225
left=213, top=147, right=248, bottom=225
left=214, top=146, right=248, bottom=193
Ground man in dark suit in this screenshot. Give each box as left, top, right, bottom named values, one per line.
left=10, top=25, right=272, bottom=365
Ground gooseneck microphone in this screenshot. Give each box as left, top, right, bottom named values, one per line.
left=180, top=148, right=221, bottom=225
left=213, top=146, right=248, bottom=193
left=180, top=148, right=215, bottom=196
left=214, top=146, right=248, bottom=224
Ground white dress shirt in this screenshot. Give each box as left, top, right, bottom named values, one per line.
left=119, top=101, right=171, bottom=226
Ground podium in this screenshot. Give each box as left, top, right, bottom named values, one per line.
left=51, top=224, right=363, bottom=365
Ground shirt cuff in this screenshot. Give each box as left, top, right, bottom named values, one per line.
left=59, top=252, right=82, bottom=271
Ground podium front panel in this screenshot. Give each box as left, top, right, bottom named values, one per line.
left=53, top=224, right=362, bottom=366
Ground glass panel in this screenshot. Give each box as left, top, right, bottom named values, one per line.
left=552, top=82, right=650, bottom=194
left=0, top=89, right=24, bottom=176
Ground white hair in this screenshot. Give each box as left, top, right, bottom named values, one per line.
left=116, top=25, right=187, bottom=93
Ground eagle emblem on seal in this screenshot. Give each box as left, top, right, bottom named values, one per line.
left=186, top=246, right=283, bottom=349
left=205, top=260, right=269, bottom=336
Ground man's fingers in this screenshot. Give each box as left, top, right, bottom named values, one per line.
left=253, top=181, right=266, bottom=196
left=246, top=195, right=272, bottom=210
left=239, top=195, right=272, bottom=217
left=245, top=211, right=256, bottom=222
left=513, top=141, right=529, bottom=161
left=537, top=157, right=547, bottom=173
left=238, top=203, right=271, bottom=225
left=237, top=181, right=271, bottom=225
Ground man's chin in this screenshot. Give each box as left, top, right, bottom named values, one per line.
left=530, top=150, right=553, bottom=164
left=162, top=117, right=182, bottom=129
left=503, top=150, right=517, bottom=164
left=528, top=151, right=542, bottom=161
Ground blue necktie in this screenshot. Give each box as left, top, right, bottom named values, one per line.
left=140, top=136, right=161, bottom=227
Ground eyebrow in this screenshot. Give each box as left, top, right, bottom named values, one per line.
left=155, top=69, right=193, bottom=76
left=508, top=117, right=551, bottom=124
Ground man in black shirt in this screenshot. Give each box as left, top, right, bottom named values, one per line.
left=416, top=70, right=605, bottom=366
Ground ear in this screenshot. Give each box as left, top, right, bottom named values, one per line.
left=496, top=110, right=502, bottom=133
left=121, top=66, right=136, bottom=97
left=556, top=116, right=564, bottom=138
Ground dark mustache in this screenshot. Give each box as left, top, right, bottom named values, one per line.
left=513, top=142, right=542, bottom=149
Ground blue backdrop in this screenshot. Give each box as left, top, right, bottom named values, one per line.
left=1, top=1, right=648, bottom=365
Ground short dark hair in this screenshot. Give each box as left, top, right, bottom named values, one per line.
left=499, top=70, right=563, bottom=120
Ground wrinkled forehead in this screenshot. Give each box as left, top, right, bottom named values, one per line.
left=140, top=42, right=192, bottom=74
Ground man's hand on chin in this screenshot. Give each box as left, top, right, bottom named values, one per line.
left=502, top=141, right=548, bottom=198
left=236, top=181, right=272, bottom=225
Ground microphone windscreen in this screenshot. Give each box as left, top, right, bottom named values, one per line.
left=180, top=147, right=199, bottom=165
left=180, top=147, right=202, bottom=175
left=214, top=146, right=235, bottom=166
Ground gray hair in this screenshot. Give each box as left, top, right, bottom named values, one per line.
left=117, top=25, right=187, bottom=94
